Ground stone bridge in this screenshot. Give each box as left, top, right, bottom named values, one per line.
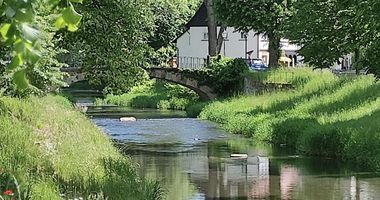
left=144, top=67, right=217, bottom=100
left=61, top=67, right=218, bottom=101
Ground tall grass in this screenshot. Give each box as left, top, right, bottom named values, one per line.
left=0, top=95, right=162, bottom=199
left=98, top=80, right=200, bottom=111
left=200, top=68, right=380, bottom=169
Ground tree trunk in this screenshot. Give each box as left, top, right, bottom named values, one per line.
left=216, top=25, right=227, bottom=55
left=205, top=0, right=217, bottom=57
left=268, top=33, right=281, bottom=68
left=354, top=48, right=360, bottom=74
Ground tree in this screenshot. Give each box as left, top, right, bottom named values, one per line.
left=146, top=0, right=200, bottom=66
left=0, top=0, right=82, bottom=92
left=148, top=0, right=200, bottom=50
left=60, top=0, right=155, bottom=94
left=285, top=0, right=380, bottom=76
left=205, top=0, right=217, bottom=56
left=284, top=0, right=363, bottom=68
left=204, top=0, right=226, bottom=57
left=213, top=0, right=295, bottom=67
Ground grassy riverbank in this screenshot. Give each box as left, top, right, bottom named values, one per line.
left=98, top=80, right=200, bottom=111
left=0, top=95, right=161, bottom=199
left=199, top=68, right=380, bottom=169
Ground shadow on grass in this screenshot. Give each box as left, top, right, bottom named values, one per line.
left=307, top=82, right=380, bottom=115
left=245, top=78, right=347, bottom=116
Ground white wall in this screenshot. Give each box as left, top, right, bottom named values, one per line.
left=176, top=27, right=260, bottom=59
left=258, top=36, right=301, bottom=65
left=176, top=27, right=302, bottom=66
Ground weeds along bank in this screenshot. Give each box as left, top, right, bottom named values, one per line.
left=0, top=95, right=161, bottom=199
left=200, top=68, right=380, bottom=169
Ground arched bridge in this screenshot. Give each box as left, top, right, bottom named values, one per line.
left=144, top=67, right=217, bottom=100
left=61, top=67, right=218, bottom=101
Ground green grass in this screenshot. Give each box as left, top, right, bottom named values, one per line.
left=200, top=68, right=380, bottom=169
left=97, top=80, right=200, bottom=111
left=0, top=95, right=162, bottom=199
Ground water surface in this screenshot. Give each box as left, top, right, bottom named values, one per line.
left=92, top=110, right=380, bottom=200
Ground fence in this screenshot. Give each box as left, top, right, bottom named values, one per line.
left=177, top=57, right=207, bottom=70
left=247, top=70, right=295, bottom=84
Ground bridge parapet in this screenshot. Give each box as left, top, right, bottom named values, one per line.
left=144, top=67, right=217, bottom=101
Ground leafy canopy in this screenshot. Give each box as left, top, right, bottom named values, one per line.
left=213, top=0, right=294, bottom=34
left=213, top=0, right=295, bottom=67
left=285, top=0, right=380, bottom=76
left=60, top=0, right=154, bottom=94
left=0, top=0, right=82, bottom=91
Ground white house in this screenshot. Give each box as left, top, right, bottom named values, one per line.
left=175, top=3, right=301, bottom=68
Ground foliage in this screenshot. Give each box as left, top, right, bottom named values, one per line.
left=147, top=0, right=200, bottom=50
left=1, top=4, right=67, bottom=97
left=145, top=0, right=200, bottom=67
left=147, top=46, right=176, bottom=67
left=0, top=0, right=82, bottom=90
left=200, top=68, right=380, bottom=169
left=285, top=0, right=380, bottom=76
left=185, top=101, right=210, bottom=118
left=99, top=79, right=200, bottom=110
left=0, top=95, right=161, bottom=199
left=182, top=56, right=249, bottom=96
left=213, top=0, right=295, bottom=67
left=60, top=0, right=155, bottom=95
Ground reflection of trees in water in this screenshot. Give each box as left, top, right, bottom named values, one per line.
left=190, top=143, right=271, bottom=199
left=132, top=153, right=197, bottom=200
left=130, top=142, right=380, bottom=200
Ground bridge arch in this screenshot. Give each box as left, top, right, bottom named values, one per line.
left=61, top=67, right=218, bottom=100
left=144, top=67, right=217, bottom=101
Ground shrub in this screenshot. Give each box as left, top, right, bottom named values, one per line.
left=182, top=56, right=249, bottom=96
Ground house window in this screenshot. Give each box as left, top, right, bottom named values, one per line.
left=203, top=32, right=208, bottom=41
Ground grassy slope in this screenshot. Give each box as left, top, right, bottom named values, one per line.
left=200, top=68, right=380, bottom=169
left=0, top=95, right=161, bottom=199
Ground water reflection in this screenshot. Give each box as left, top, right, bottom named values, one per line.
left=93, top=117, right=380, bottom=200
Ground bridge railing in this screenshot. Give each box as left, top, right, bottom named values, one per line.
left=177, top=57, right=207, bottom=70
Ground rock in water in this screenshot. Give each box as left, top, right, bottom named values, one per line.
left=230, top=154, right=248, bottom=159
left=120, top=117, right=137, bottom=122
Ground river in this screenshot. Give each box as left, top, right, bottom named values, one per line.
left=89, top=107, right=380, bottom=200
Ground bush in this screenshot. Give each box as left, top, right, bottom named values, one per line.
left=182, top=56, right=249, bottom=96
left=185, top=102, right=210, bottom=118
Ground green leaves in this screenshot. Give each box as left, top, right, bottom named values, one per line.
left=15, top=8, right=34, bottom=23
left=8, top=54, right=23, bottom=70
left=1, top=0, right=84, bottom=93
left=12, top=69, right=29, bottom=90
left=0, top=23, right=11, bottom=40
left=55, top=4, right=82, bottom=32
left=69, top=0, right=83, bottom=3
